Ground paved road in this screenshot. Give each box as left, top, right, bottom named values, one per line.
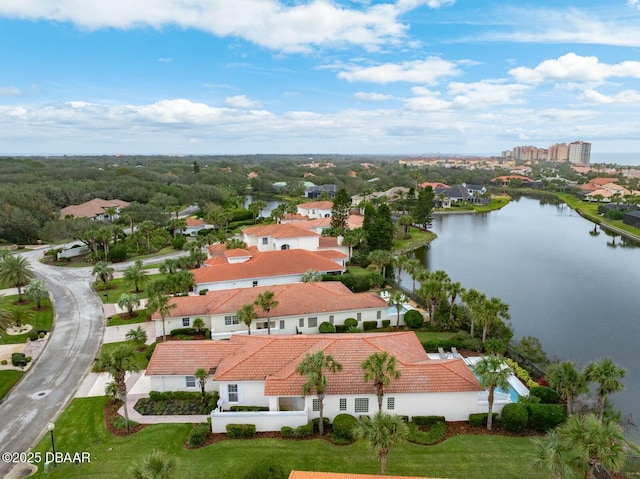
left=0, top=249, right=105, bottom=478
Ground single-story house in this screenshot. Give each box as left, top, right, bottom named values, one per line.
left=150, top=281, right=390, bottom=338
left=296, top=201, right=334, bottom=219
left=179, top=217, right=207, bottom=236
left=145, top=332, right=486, bottom=432
left=59, top=198, right=130, bottom=221
left=192, top=248, right=346, bottom=292
left=305, top=184, right=337, bottom=199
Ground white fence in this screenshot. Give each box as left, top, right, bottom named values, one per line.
left=210, top=410, right=308, bottom=433
left=57, top=245, right=90, bottom=259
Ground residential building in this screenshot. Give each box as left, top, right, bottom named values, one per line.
left=549, top=143, right=569, bottom=162
left=179, top=217, right=207, bottom=236
left=568, top=141, right=591, bottom=165
left=305, top=184, right=338, bottom=199
left=150, top=281, right=390, bottom=338
left=296, top=201, right=334, bottom=219
left=59, top=198, right=130, bottom=221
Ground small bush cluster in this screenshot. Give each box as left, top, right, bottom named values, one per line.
left=362, top=320, right=378, bottom=331
left=226, top=423, right=257, bottom=438
left=403, top=309, right=424, bottom=329
left=411, top=416, right=446, bottom=426
left=407, top=421, right=447, bottom=445
left=293, top=423, right=314, bottom=438
left=331, top=413, right=357, bottom=442
left=501, top=403, right=529, bottom=432
left=113, top=417, right=139, bottom=430
left=136, top=391, right=219, bottom=415
left=381, top=320, right=391, bottom=328
left=318, top=321, right=335, bottom=333
left=529, top=386, right=561, bottom=404
left=504, top=358, right=540, bottom=389
left=11, top=353, right=27, bottom=367
left=335, top=325, right=347, bottom=333
left=311, top=417, right=330, bottom=433
left=187, top=422, right=210, bottom=448
left=280, top=426, right=294, bottom=439
left=169, top=327, right=211, bottom=339
left=468, top=413, right=498, bottom=428
left=229, top=406, right=269, bottom=412
left=242, top=462, right=286, bottom=479
left=343, top=318, right=358, bottom=328
left=527, top=404, right=567, bottom=432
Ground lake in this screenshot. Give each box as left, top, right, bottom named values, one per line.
left=415, top=197, right=640, bottom=440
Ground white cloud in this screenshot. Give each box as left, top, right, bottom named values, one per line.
left=338, top=57, right=462, bottom=84
left=157, top=57, right=173, bottom=63
left=628, top=0, right=639, bottom=9
left=0, top=0, right=439, bottom=52
left=509, top=53, right=640, bottom=85
left=448, top=80, right=529, bottom=108
left=353, top=91, right=396, bottom=101
left=225, top=95, right=262, bottom=109
left=582, top=89, right=640, bottom=105
left=0, top=86, right=23, bottom=96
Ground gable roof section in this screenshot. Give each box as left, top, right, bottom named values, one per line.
left=150, top=282, right=386, bottom=320
left=185, top=217, right=205, bottom=227
left=146, top=340, right=241, bottom=376
left=59, top=198, right=130, bottom=219
left=243, top=223, right=321, bottom=239
left=298, top=201, right=334, bottom=211
left=191, top=249, right=345, bottom=284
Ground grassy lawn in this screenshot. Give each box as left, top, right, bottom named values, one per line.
left=50, top=247, right=180, bottom=268
left=30, top=397, right=548, bottom=479
left=472, top=196, right=510, bottom=213
left=394, top=226, right=437, bottom=251
left=96, top=274, right=168, bottom=304
left=414, top=330, right=462, bottom=343
left=92, top=342, right=151, bottom=372
left=0, top=295, right=54, bottom=345
left=0, top=370, right=23, bottom=400
left=106, top=309, right=151, bottom=326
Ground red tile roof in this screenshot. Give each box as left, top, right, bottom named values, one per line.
left=243, top=223, right=321, bottom=239
left=150, top=282, right=385, bottom=320
left=298, top=201, right=334, bottom=210
left=185, top=217, right=205, bottom=227
left=146, top=340, right=242, bottom=375
left=59, top=198, right=130, bottom=219
left=191, top=249, right=345, bottom=284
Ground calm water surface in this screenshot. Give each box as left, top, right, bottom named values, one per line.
left=417, top=197, right=640, bottom=439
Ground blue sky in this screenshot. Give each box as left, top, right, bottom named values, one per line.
left=1, top=0, right=640, bottom=159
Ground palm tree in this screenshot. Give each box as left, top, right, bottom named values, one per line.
left=584, top=358, right=626, bottom=423
left=301, top=269, right=322, bottom=282
left=387, top=291, right=407, bottom=329
left=361, top=352, right=402, bottom=412
left=352, top=412, right=410, bottom=475
left=0, top=254, right=35, bottom=302
left=147, top=293, right=176, bottom=342
left=118, top=293, right=140, bottom=317
left=159, top=258, right=181, bottom=275
left=25, top=279, right=48, bottom=309
left=130, top=450, right=177, bottom=479
left=237, top=303, right=258, bottom=335
left=546, top=360, right=587, bottom=414
left=255, top=290, right=278, bottom=335
left=473, top=355, right=512, bottom=431
left=531, top=429, right=577, bottom=479
left=1, top=307, right=34, bottom=330
left=445, top=281, right=464, bottom=329
left=367, top=249, right=393, bottom=279
left=480, top=296, right=510, bottom=344
left=462, top=288, right=484, bottom=338
left=92, top=261, right=115, bottom=287
left=296, top=350, right=343, bottom=435
left=393, top=255, right=409, bottom=288
left=97, top=343, right=140, bottom=431
left=404, top=258, right=422, bottom=294
left=124, top=260, right=149, bottom=293
left=195, top=368, right=208, bottom=403
left=125, top=326, right=148, bottom=348
left=248, top=200, right=267, bottom=223
left=0, top=298, right=12, bottom=334
left=192, top=317, right=205, bottom=332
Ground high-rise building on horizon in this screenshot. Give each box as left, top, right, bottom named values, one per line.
left=568, top=141, right=591, bottom=165
left=549, top=143, right=570, bottom=162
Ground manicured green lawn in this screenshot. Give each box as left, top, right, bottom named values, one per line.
left=30, top=397, right=548, bottom=479
left=0, top=295, right=53, bottom=345
left=106, top=309, right=151, bottom=326
left=0, top=370, right=23, bottom=399
left=92, top=341, right=151, bottom=372
left=96, top=274, right=168, bottom=304
left=472, top=196, right=510, bottom=213
left=414, top=330, right=461, bottom=343
left=394, top=227, right=437, bottom=251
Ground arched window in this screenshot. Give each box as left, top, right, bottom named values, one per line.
left=281, top=244, right=290, bottom=250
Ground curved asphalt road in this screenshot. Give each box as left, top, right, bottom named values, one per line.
left=0, top=249, right=104, bottom=477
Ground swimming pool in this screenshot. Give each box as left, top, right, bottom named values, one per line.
left=387, top=305, right=410, bottom=316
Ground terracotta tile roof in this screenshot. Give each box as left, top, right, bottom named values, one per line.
left=225, top=248, right=252, bottom=258
left=318, top=236, right=339, bottom=248
left=59, top=198, right=130, bottom=219
left=150, top=282, right=386, bottom=320
left=242, top=223, right=321, bottom=239
left=298, top=201, right=334, bottom=210
left=420, top=181, right=450, bottom=189
left=191, top=249, right=345, bottom=284
left=207, top=243, right=228, bottom=256
left=313, top=249, right=347, bottom=260
left=185, top=217, right=205, bottom=227
left=145, top=340, right=241, bottom=375
left=282, top=213, right=309, bottom=221
left=289, top=471, right=440, bottom=479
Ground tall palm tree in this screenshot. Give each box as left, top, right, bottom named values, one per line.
left=367, top=249, right=393, bottom=279
left=1, top=307, right=35, bottom=329
left=296, top=350, right=343, bottom=436
left=352, top=412, right=409, bottom=475
left=546, top=360, right=587, bottom=414
left=147, top=293, right=176, bottom=342
left=195, top=368, right=208, bottom=403
left=123, top=260, right=149, bottom=293
left=462, top=288, right=484, bottom=338
left=584, top=357, right=626, bottom=423
left=25, top=279, right=48, bottom=309
left=361, top=352, right=402, bottom=412
left=159, top=258, right=181, bottom=275
left=255, top=290, right=278, bottom=335
left=474, top=355, right=512, bottom=431
left=236, top=303, right=258, bottom=335
left=387, top=291, right=407, bottom=330
left=92, top=261, right=115, bottom=287
left=480, top=296, right=510, bottom=344
left=118, top=293, right=140, bottom=317
left=404, top=258, right=422, bottom=294
left=130, top=450, right=177, bottom=479
left=445, top=281, right=464, bottom=329
left=248, top=200, right=267, bottom=223
left=97, top=343, right=140, bottom=431
left=0, top=254, right=35, bottom=302
left=393, top=255, right=409, bottom=288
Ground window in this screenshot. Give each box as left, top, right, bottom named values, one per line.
left=299, top=318, right=304, bottom=328
left=182, top=318, right=190, bottom=327
left=376, top=310, right=382, bottom=320
left=312, top=399, right=320, bottom=411
left=252, top=280, right=258, bottom=287
left=281, top=244, right=290, bottom=250
left=387, top=397, right=395, bottom=410
left=185, top=376, right=196, bottom=388
left=357, top=312, right=362, bottom=322
left=339, top=398, right=347, bottom=411
left=228, top=384, right=238, bottom=402
left=225, top=315, right=238, bottom=326
left=354, top=398, right=369, bottom=413
left=278, top=320, right=284, bottom=330
left=329, top=315, right=334, bottom=324
left=262, top=237, right=268, bottom=245
left=308, top=317, right=317, bottom=328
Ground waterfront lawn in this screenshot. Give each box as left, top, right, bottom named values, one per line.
left=0, top=370, right=23, bottom=400
left=394, top=226, right=437, bottom=251
left=0, top=296, right=54, bottom=345
left=30, top=397, right=548, bottom=479
left=556, top=193, right=640, bottom=237
left=472, top=196, right=510, bottom=213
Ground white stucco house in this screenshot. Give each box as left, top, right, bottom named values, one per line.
left=296, top=201, right=334, bottom=219
left=150, top=281, right=390, bottom=338
left=179, top=217, right=207, bottom=236
left=145, top=332, right=486, bottom=433
left=192, top=247, right=346, bottom=293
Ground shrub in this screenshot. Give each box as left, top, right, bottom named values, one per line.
left=28, top=331, right=39, bottom=341
left=381, top=320, right=391, bottom=328
left=107, top=245, right=128, bottom=262
left=335, top=325, right=347, bottom=333
left=343, top=318, right=357, bottom=328
left=145, top=342, right=158, bottom=361
left=280, top=426, right=294, bottom=439
left=311, top=417, right=330, bottom=433
left=412, top=416, right=446, bottom=426
left=407, top=421, right=447, bottom=445
left=527, top=404, right=567, bottom=432
left=403, top=309, right=424, bottom=329
left=229, top=406, right=269, bottom=412
left=11, top=353, right=27, bottom=367
left=171, top=235, right=187, bottom=250
left=243, top=462, right=286, bottom=479
left=362, top=320, right=378, bottom=331
left=293, top=422, right=314, bottom=438
left=199, top=289, right=209, bottom=295
left=113, top=417, right=138, bottom=429
left=187, top=422, right=210, bottom=448
left=226, top=423, right=257, bottom=438
left=1, top=359, right=7, bottom=365
left=332, top=414, right=357, bottom=440
left=318, top=321, right=336, bottom=333
left=501, top=403, right=529, bottom=432
left=468, top=413, right=498, bottom=428
left=529, top=386, right=561, bottom=404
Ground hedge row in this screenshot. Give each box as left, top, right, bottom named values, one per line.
left=484, top=403, right=567, bottom=432
left=407, top=421, right=447, bottom=445
left=468, top=413, right=499, bottom=428
left=186, top=422, right=210, bottom=448
left=169, top=327, right=211, bottom=338
left=411, top=416, right=446, bottom=426
left=226, top=423, right=256, bottom=438
left=229, top=405, right=269, bottom=412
